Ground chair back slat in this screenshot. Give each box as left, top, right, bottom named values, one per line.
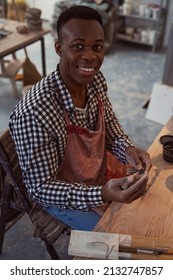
left=0, top=130, right=22, bottom=182
left=0, top=130, right=31, bottom=213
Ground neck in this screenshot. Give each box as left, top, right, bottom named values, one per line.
left=59, top=65, right=87, bottom=108
left=71, top=88, right=87, bottom=109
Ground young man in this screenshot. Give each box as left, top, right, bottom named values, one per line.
left=9, top=6, right=151, bottom=231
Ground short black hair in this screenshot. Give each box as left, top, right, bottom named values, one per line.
left=56, top=5, right=103, bottom=40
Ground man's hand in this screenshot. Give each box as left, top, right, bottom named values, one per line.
left=101, top=173, right=148, bottom=203
left=125, top=146, right=152, bottom=173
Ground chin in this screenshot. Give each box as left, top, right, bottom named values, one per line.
left=79, top=75, right=96, bottom=85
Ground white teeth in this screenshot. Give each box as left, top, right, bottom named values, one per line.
left=79, top=67, right=94, bottom=72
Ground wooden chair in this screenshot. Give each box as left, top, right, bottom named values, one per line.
left=0, top=129, right=71, bottom=259
left=0, top=53, right=25, bottom=97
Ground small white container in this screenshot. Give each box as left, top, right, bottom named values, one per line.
left=148, top=30, right=156, bottom=45
left=152, top=8, right=160, bottom=20
left=123, top=3, right=133, bottom=15
left=139, top=4, right=146, bottom=17
left=140, top=30, right=149, bottom=43
left=144, top=7, right=152, bottom=18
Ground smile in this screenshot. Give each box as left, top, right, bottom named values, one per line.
left=78, top=66, right=95, bottom=72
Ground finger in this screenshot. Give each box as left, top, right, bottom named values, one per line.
left=138, top=150, right=152, bottom=173
left=133, top=148, right=151, bottom=172
left=121, top=174, right=135, bottom=190
left=129, top=173, right=148, bottom=191
left=129, top=156, right=143, bottom=171
left=122, top=174, right=148, bottom=199
left=121, top=173, right=144, bottom=190
left=127, top=176, right=148, bottom=202
left=126, top=186, right=146, bottom=203
left=126, top=167, right=145, bottom=176
left=143, top=156, right=152, bottom=173
left=109, top=176, right=132, bottom=188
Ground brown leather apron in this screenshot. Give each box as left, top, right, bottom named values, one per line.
left=56, top=96, right=107, bottom=185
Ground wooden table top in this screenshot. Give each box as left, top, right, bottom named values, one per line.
left=95, top=116, right=173, bottom=240
left=0, top=19, right=50, bottom=58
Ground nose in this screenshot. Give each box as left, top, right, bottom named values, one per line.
left=81, top=47, right=96, bottom=60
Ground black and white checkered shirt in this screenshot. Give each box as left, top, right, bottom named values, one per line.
left=9, top=65, right=132, bottom=211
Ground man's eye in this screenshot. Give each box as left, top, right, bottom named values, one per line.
left=94, top=45, right=104, bottom=51
left=74, top=44, right=83, bottom=49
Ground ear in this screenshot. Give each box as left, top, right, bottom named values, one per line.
left=55, top=40, right=62, bottom=57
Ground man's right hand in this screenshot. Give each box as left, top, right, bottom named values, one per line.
left=101, top=173, right=148, bottom=204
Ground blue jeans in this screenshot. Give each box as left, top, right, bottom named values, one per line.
left=45, top=206, right=101, bottom=231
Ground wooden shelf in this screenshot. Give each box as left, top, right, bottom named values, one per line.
left=115, top=0, right=169, bottom=52
left=117, top=13, right=159, bottom=22
left=116, top=33, right=153, bottom=46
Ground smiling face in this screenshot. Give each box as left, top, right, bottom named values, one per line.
left=55, top=18, right=105, bottom=95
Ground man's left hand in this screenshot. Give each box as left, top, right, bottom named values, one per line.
left=125, top=146, right=152, bottom=173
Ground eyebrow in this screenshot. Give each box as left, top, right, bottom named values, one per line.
left=71, top=38, right=104, bottom=43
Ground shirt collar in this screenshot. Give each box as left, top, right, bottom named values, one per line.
left=52, top=64, right=99, bottom=112
left=52, top=65, right=74, bottom=112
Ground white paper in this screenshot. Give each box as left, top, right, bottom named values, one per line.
left=145, top=83, right=173, bottom=125
left=68, top=230, right=131, bottom=260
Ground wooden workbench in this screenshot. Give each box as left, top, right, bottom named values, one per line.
left=94, top=116, right=173, bottom=259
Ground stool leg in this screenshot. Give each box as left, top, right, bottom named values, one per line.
left=0, top=181, right=13, bottom=254
left=43, top=237, right=60, bottom=260
left=10, top=78, right=19, bottom=98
